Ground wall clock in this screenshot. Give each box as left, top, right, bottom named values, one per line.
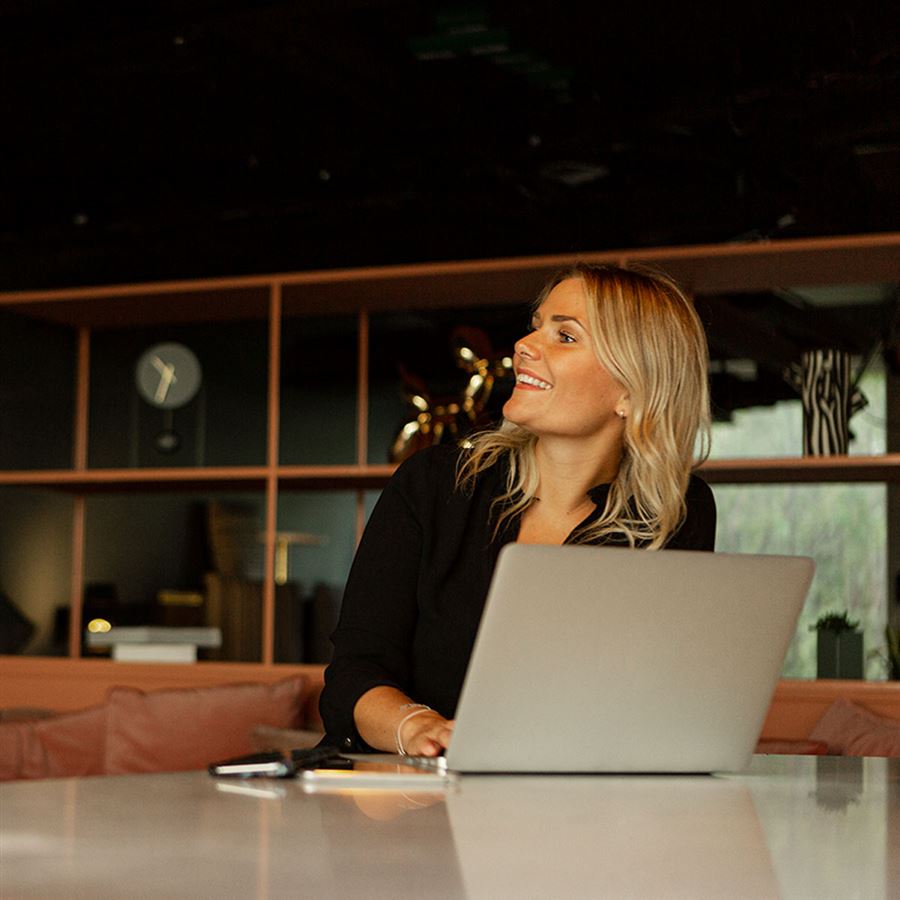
left=135, top=343, right=203, bottom=410
left=135, top=343, right=203, bottom=455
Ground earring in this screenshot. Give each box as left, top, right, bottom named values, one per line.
left=616, top=410, right=626, bottom=419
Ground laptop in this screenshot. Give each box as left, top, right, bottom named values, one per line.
left=437, top=544, right=814, bottom=774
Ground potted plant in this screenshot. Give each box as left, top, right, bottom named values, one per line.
left=812, top=611, right=863, bottom=679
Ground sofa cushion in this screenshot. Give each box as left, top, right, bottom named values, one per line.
left=0, top=720, right=43, bottom=781
left=808, top=698, right=900, bottom=757
left=0, top=707, right=57, bottom=723
left=36, top=705, right=108, bottom=778
left=0, top=705, right=107, bottom=781
left=105, top=676, right=309, bottom=775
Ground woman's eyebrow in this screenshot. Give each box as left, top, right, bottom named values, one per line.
left=549, top=314, right=586, bottom=329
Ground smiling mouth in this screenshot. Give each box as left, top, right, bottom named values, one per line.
left=516, top=373, right=553, bottom=390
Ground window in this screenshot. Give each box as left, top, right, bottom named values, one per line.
left=710, top=362, right=888, bottom=679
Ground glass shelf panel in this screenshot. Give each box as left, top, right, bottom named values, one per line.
left=0, top=308, right=76, bottom=471
left=0, top=487, right=73, bottom=656
left=273, top=490, right=358, bottom=663
left=89, top=320, right=269, bottom=469
left=367, top=305, right=520, bottom=465
left=83, top=490, right=267, bottom=662
left=280, top=315, right=358, bottom=466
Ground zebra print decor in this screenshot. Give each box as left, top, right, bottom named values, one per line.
left=787, top=350, right=867, bottom=455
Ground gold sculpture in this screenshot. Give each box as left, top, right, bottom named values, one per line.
left=390, top=326, right=513, bottom=463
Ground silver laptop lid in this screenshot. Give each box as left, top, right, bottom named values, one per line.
left=446, top=545, right=814, bottom=773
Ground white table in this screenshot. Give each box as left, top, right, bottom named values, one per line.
left=1, top=755, right=896, bottom=899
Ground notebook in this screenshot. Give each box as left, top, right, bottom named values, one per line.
left=438, top=544, right=814, bottom=774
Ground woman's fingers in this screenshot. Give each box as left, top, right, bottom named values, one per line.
left=405, top=717, right=455, bottom=756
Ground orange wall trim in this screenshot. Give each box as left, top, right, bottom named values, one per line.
left=0, top=656, right=325, bottom=713
left=2, top=657, right=898, bottom=739
left=760, top=679, right=900, bottom=739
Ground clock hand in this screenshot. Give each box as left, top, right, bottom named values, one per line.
left=153, top=362, right=177, bottom=403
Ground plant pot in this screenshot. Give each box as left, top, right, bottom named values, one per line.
left=816, top=630, right=864, bottom=679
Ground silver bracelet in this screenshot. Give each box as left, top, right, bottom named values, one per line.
left=396, top=706, right=433, bottom=755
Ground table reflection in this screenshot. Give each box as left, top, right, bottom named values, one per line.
left=0, top=757, right=896, bottom=900
left=742, top=756, right=893, bottom=900
left=446, top=776, right=778, bottom=900
left=315, top=787, right=466, bottom=899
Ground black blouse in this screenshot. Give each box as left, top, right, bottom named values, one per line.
left=320, top=444, right=716, bottom=749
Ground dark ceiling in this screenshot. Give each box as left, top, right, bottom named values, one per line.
left=2, top=0, right=900, bottom=292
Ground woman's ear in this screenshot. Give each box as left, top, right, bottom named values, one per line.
left=615, top=392, right=631, bottom=420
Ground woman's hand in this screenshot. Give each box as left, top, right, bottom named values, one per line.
left=354, top=686, right=454, bottom=755
left=400, top=711, right=454, bottom=757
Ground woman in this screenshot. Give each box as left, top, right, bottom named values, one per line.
left=320, top=263, right=716, bottom=756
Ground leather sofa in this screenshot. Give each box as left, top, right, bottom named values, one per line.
left=1, top=675, right=324, bottom=781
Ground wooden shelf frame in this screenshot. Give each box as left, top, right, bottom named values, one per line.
left=2, top=454, right=899, bottom=493
left=3, top=231, right=899, bottom=320
left=700, top=453, right=900, bottom=484
left=1, top=231, right=898, bottom=669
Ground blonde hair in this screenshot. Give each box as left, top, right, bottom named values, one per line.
left=457, top=263, right=711, bottom=549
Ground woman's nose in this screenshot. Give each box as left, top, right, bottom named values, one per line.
left=515, top=337, right=537, bottom=360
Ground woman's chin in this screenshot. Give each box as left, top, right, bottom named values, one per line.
left=501, top=399, right=526, bottom=426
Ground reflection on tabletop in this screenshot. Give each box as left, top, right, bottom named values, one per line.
left=0, top=756, right=896, bottom=900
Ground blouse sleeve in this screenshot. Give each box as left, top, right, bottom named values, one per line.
left=664, top=474, right=717, bottom=551
left=318, top=453, right=429, bottom=749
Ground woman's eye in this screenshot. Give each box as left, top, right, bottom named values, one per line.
left=559, top=330, right=576, bottom=343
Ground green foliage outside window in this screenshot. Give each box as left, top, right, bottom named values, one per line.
left=710, top=361, right=888, bottom=680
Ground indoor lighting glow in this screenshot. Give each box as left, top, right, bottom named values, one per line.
left=87, top=618, right=112, bottom=634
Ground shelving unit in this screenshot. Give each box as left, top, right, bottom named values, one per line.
left=1, top=231, right=898, bottom=706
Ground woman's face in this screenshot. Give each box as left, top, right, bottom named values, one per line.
left=502, top=277, right=629, bottom=441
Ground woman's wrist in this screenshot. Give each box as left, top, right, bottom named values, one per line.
left=352, top=687, right=448, bottom=755
left=396, top=705, right=433, bottom=754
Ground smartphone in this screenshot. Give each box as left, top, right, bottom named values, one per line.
left=209, top=745, right=346, bottom=778
left=208, top=751, right=294, bottom=778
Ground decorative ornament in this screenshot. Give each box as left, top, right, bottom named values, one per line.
left=390, top=326, right=513, bottom=463
left=785, top=349, right=867, bottom=456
